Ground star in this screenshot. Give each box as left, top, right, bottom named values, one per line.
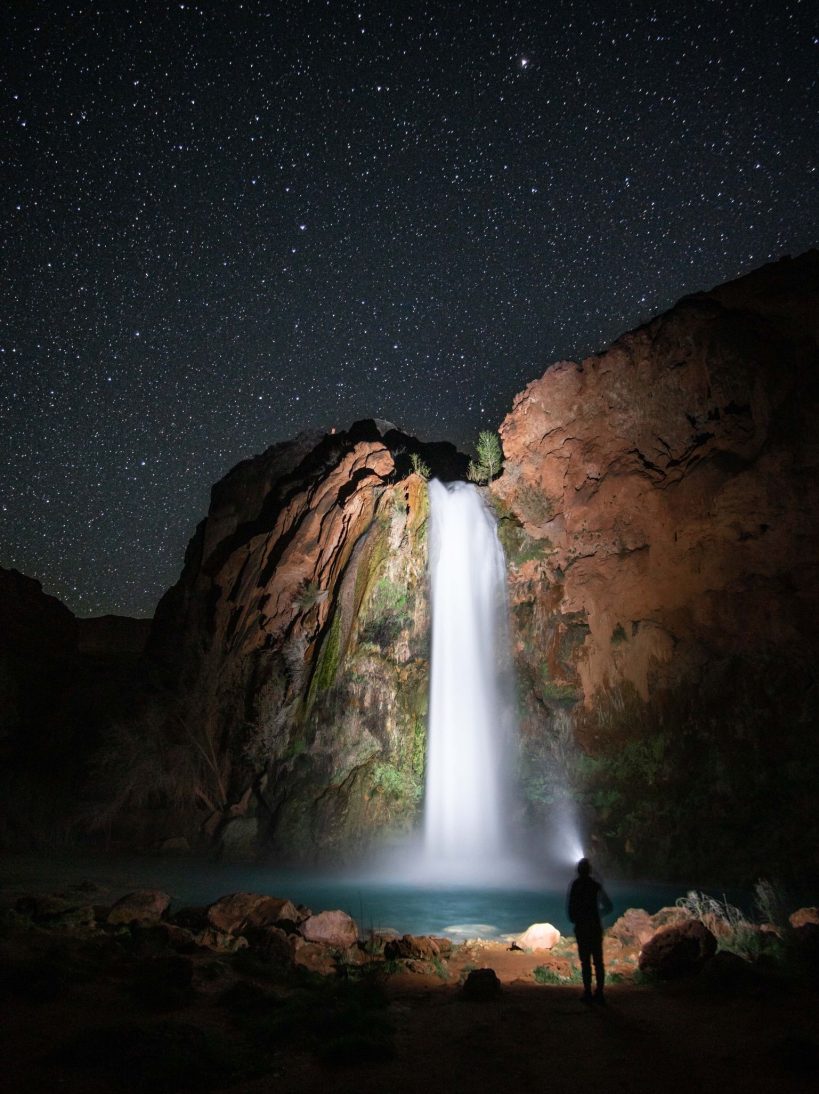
left=0, top=0, right=813, bottom=616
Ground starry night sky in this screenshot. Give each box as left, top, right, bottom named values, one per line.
left=2, top=1, right=816, bottom=617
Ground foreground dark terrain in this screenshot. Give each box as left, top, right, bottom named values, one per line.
left=2, top=878, right=817, bottom=1093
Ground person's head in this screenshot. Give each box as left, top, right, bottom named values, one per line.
left=577, top=857, right=591, bottom=877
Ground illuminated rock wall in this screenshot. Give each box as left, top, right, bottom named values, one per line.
left=146, top=422, right=462, bottom=861
left=492, top=252, right=819, bottom=880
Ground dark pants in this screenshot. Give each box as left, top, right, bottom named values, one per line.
left=575, top=923, right=604, bottom=996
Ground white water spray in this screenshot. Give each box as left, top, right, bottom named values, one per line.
left=422, top=479, right=515, bottom=880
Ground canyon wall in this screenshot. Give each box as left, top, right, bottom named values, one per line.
left=132, top=422, right=464, bottom=860
left=492, top=251, right=819, bottom=880
left=6, top=254, right=818, bottom=884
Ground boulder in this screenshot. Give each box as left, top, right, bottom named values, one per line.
left=154, top=923, right=199, bottom=953
left=607, top=908, right=655, bottom=949
left=638, top=920, right=717, bottom=978
left=206, top=892, right=300, bottom=934
left=126, top=923, right=198, bottom=956
left=517, top=923, right=561, bottom=951
left=274, top=918, right=302, bottom=936
left=195, top=929, right=249, bottom=953
left=789, top=907, right=819, bottom=929
left=697, top=949, right=760, bottom=993
left=338, top=943, right=371, bottom=967
left=170, top=906, right=209, bottom=932
left=363, top=928, right=401, bottom=955
left=291, top=937, right=337, bottom=975
left=791, top=921, right=819, bottom=975
left=383, top=934, right=443, bottom=960
left=107, top=890, right=171, bottom=926
left=245, top=925, right=293, bottom=965
left=651, top=907, right=692, bottom=931
left=462, top=967, right=501, bottom=999
left=301, top=909, right=358, bottom=948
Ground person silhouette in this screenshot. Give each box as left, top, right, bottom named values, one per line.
left=567, top=857, right=613, bottom=1004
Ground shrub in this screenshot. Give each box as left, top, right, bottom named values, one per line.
left=78, top=705, right=229, bottom=841
left=675, top=889, right=772, bottom=963
left=370, top=763, right=422, bottom=805
left=410, top=452, right=431, bottom=480
left=432, top=957, right=450, bottom=980
left=532, top=965, right=563, bottom=985
left=533, top=964, right=580, bottom=984
left=567, top=653, right=819, bottom=882
left=467, top=431, right=503, bottom=484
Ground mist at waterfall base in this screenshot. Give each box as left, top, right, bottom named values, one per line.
left=371, top=478, right=585, bottom=889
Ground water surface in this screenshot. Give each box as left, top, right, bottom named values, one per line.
left=0, top=851, right=689, bottom=938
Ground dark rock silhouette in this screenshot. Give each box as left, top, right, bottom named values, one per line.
left=462, top=967, right=501, bottom=999
left=638, top=920, right=718, bottom=978
left=0, top=567, right=150, bottom=848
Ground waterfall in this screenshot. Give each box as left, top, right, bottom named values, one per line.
left=423, top=479, right=514, bottom=879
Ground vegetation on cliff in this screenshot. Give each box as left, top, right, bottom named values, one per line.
left=466, top=430, right=503, bottom=484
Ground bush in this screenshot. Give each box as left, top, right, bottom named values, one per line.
left=410, top=453, right=431, bottom=480
left=567, top=653, right=819, bottom=882
left=532, top=964, right=580, bottom=984
left=675, top=883, right=790, bottom=964
left=467, top=431, right=503, bottom=484
left=532, top=965, right=563, bottom=985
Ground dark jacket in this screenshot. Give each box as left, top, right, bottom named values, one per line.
left=567, top=875, right=613, bottom=930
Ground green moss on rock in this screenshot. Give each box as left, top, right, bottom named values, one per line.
left=307, top=610, right=343, bottom=704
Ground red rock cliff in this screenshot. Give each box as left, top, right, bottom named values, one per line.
left=495, top=252, right=819, bottom=698
left=492, top=252, right=819, bottom=880
left=135, top=422, right=461, bottom=860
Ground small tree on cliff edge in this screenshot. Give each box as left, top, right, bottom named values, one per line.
left=467, top=430, right=503, bottom=484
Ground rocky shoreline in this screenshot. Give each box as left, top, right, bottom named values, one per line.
left=6, top=879, right=819, bottom=987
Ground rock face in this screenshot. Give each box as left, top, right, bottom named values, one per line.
left=492, top=252, right=819, bottom=881
left=130, top=420, right=466, bottom=861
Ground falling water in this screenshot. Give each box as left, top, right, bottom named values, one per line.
left=422, top=479, right=515, bottom=881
